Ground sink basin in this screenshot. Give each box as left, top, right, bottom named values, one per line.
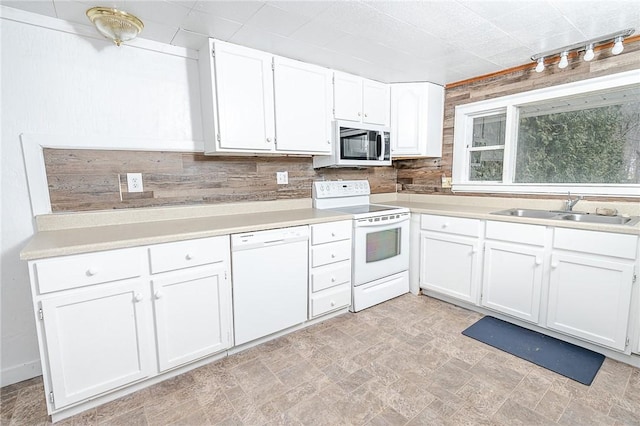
left=558, top=213, right=638, bottom=225
left=491, top=208, right=559, bottom=219
left=491, top=209, right=640, bottom=226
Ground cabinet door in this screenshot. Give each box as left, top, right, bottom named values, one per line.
left=214, top=41, right=275, bottom=151
left=333, top=71, right=363, bottom=122
left=273, top=57, right=332, bottom=154
left=41, top=281, right=152, bottom=408
left=547, top=253, right=634, bottom=351
left=420, top=232, right=480, bottom=304
left=362, top=78, right=389, bottom=125
left=391, top=83, right=424, bottom=156
left=482, top=241, right=544, bottom=323
left=152, top=264, right=232, bottom=371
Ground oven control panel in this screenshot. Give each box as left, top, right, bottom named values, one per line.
left=313, top=180, right=370, bottom=199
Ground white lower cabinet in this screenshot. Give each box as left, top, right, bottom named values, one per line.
left=28, top=237, right=233, bottom=418
left=546, top=228, right=637, bottom=351
left=151, top=264, right=232, bottom=371
left=40, top=279, right=153, bottom=409
left=150, top=236, right=232, bottom=371
left=481, top=221, right=546, bottom=323
left=309, top=221, right=352, bottom=318
left=419, top=214, right=482, bottom=304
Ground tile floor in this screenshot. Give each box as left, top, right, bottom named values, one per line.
left=2, top=294, right=640, bottom=425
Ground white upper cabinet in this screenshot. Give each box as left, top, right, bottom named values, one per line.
left=390, top=82, right=444, bottom=157
left=200, top=40, right=275, bottom=153
left=334, top=72, right=389, bottom=126
left=273, top=57, right=332, bottom=154
left=199, top=39, right=333, bottom=155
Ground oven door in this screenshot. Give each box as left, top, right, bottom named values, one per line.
left=352, top=214, right=410, bottom=286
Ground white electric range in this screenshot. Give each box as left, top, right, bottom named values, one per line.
left=312, top=180, right=410, bottom=312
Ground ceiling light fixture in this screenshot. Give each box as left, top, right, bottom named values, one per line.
left=611, top=36, right=624, bottom=55
left=530, top=28, right=634, bottom=72
left=558, top=51, right=569, bottom=69
left=86, top=7, right=144, bottom=46
left=583, top=44, right=595, bottom=61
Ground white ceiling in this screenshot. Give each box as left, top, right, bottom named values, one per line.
left=2, top=0, right=638, bottom=85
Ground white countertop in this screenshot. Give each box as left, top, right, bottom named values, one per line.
left=21, top=194, right=639, bottom=260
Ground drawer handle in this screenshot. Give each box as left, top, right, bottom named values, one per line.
left=330, top=300, right=336, bottom=307
left=134, top=293, right=143, bottom=303
left=185, top=253, right=193, bottom=260
left=86, top=268, right=98, bottom=276
left=154, top=291, right=163, bottom=300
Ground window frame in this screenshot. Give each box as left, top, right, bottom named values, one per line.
left=452, top=70, right=640, bottom=197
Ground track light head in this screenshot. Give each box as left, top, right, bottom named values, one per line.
left=558, top=51, right=569, bottom=69
left=612, top=36, right=624, bottom=55
left=535, top=58, right=545, bottom=72
left=583, top=44, right=595, bottom=61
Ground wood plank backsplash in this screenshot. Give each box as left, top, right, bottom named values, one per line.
left=44, top=150, right=397, bottom=212
left=395, top=37, right=640, bottom=197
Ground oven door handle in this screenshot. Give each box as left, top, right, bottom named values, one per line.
left=355, top=215, right=409, bottom=227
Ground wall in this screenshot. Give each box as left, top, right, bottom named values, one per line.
left=0, top=11, right=201, bottom=385
left=395, top=37, right=640, bottom=198
left=43, top=150, right=396, bottom=212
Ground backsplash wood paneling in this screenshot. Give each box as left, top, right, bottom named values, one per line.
left=395, top=37, right=640, bottom=199
left=44, top=149, right=397, bottom=212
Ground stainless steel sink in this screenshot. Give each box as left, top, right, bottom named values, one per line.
left=490, top=208, right=640, bottom=226
left=558, top=213, right=639, bottom=225
left=491, top=208, right=561, bottom=219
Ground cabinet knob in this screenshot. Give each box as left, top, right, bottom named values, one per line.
left=266, top=137, right=272, bottom=143
left=331, top=277, right=336, bottom=282
left=331, top=232, right=336, bottom=237
left=330, top=300, right=336, bottom=307
left=134, top=293, right=143, bottom=302
left=471, top=247, right=477, bottom=254
left=86, top=268, right=98, bottom=276
left=364, top=113, right=368, bottom=118
left=185, top=253, right=193, bottom=260
left=154, top=291, right=163, bottom=300
left=442, top=223, right=449, bottom=229
left=535, top=258, right=542, bottom=266
left=551, top=262, right=559, bottom=269
left=327, top=140, right=331, bottom=145
left=357, top=112, right=361, bottom=117
left=331, top=253, right=336, bottom=258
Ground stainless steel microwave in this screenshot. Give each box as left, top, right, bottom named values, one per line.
left=313, top=121, right=391, bottom=168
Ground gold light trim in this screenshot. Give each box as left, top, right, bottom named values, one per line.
left=86, top=7, right=144, bottom=46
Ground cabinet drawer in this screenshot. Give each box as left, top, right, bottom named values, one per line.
left=311, top=240, right=351, bottom=267
left=486, top=220, right=545, bottom=246
left=421, top=214, right=481, bottom=237
left=310, top=284, right=351, bottom=318
left=34, top=248, right=144, bottom=294
left=149, top=236, right=229, bottom=274
left=311, top=220, right=352, bottom=245
left=553, top=228, right=637, bottom=260
left=311, top=260, right=351, bottom=292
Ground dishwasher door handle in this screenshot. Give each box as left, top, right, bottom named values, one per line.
left=263, top=239, right=285, bottom=245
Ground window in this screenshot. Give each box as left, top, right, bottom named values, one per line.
left=452, top=70, right=640, bottom=196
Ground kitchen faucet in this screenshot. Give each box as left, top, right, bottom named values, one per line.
left=565, top=192, right=583, bottom=212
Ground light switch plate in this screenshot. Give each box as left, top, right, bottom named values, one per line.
left=127, top=173, right=143, bottom=192
left=276, top=171, right=288, bottom=185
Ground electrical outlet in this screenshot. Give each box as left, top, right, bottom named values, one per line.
left=276, top=171, right=288, bottom=185
left=441, top=176, right=452, bottom=189
left=127, top=173, right=144, bottom=193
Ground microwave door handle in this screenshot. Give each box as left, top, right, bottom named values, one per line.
left=376, top=132, right=382, bottom=159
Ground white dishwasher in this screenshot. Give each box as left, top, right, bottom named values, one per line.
left=231, top=226, right=309, bottom=346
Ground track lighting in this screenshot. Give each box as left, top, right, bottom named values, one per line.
left=583, top=44, right=594, bottom=61
left=558, top=51, right=569, bottom=69
left=612, top=36, right=624, bottom=55
left=530, top=28, right=634, bottom=72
